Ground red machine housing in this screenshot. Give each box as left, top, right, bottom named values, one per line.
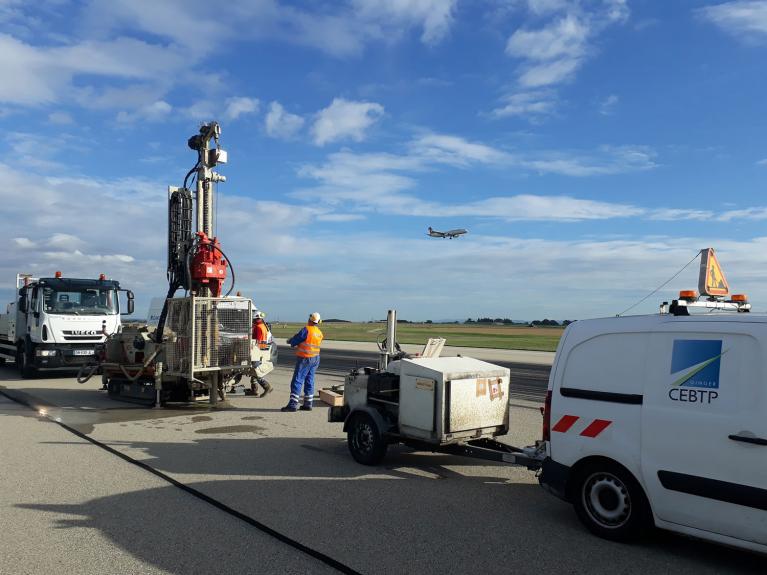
left=190, top=232, right=227, bottom=296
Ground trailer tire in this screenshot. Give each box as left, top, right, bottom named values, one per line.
left=17, top=342, right=36, bottom=379
left=571, top=460, right=651, bottom=542
left=347, top=412, right=388, bottom=465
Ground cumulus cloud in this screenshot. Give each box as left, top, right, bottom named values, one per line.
left=311, top=98, right=384, bottom=146
left=265, top=101, right=305, bottom=140
left=224, top=96, right=260, bottom=120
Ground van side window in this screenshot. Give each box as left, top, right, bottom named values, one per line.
left=561, top=333, right=648, bottom=395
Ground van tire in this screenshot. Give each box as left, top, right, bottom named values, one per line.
left=347, top=412, right=388, bottom=465
left=572, top=461, right=650, bottom=542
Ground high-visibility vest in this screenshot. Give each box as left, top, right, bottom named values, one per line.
left=254, top=321, right=270, bottom=350
left=296, top=324, right=323, bottom=358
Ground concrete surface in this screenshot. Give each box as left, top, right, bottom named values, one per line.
left=0, top=394, right=335, bottom=575
left=0, top=345, right=764, bottom=574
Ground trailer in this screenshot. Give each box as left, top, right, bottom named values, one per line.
left=328, top=310, right=545, bottom=469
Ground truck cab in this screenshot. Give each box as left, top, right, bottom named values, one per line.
left=0, top=273, right=133, bottom=377
left=539, top=312, right=767, bottom=554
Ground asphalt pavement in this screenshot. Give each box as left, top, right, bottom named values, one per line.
left=0, top=347, right=765, bottom=575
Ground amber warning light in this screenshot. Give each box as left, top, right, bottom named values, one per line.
left=55, top=271, right=62, bottom=278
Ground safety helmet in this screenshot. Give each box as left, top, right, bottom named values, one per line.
left=309, top=312, right=321, bottom=324
left=253, top=310, right=265, bottom=320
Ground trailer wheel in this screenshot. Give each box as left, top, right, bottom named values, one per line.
left=347, top=412, right=387, bottom=465
left=572, top=461, right=650, bottom=542
left=17, top=343, right=36, bottom=379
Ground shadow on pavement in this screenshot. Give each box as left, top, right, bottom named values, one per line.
left=15, top=471, right=765, bottom=575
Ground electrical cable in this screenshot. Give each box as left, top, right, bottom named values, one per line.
left=0, top=389, right=363, bottom=575
left=616, top=250, right=702, bottom=317
left=183, top=161, right=200, bottom=190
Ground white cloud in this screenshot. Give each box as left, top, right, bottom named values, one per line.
left=265, top=101, right=305, bottom=140
left=491, top=90, right=558, bottom=118
left=494, top=1, right=629, bottom=117
left=698, top=1, right=767, bottom=40
left=311, top=98, right=384, bottom=146
left=756, top=158, right=767, bottom=166
left=224, top=96, right=260, bottom=121
left=507, top=14, right=590, bottom=62
left=598, top=94, right=619, bottom=115
left=116, top=100, right=173, bottom=123
left=352, top=0, right=459, bottom=45
left=295, top=136, right=659, bottom=219
left=48, top=111, right=73, bottom=125
left=0, top=33, right=187, bottom=106
left=409, top=134, right=510, bottom=166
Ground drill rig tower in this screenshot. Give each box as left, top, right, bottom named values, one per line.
left=94, top=122, right=253, bottom=406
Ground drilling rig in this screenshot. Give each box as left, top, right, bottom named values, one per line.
left=81, top=122, right=253, bottom=406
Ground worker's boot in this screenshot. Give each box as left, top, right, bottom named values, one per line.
left=245, top=380, right=258, bottom=396
left=259, top=379, right=273, bottom=398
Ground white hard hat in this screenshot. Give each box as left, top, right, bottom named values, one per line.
left=253, top=310, right=265, bottom=319
left=309, top=312, right=321, bottom=324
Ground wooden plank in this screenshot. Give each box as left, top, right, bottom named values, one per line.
left=319, top=388, right=344, bottom=407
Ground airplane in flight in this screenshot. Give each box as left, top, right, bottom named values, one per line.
left=428, top=226, right=468, bottom=239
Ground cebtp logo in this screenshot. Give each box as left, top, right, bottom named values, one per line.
left=670, top=339, right=725, bottom=389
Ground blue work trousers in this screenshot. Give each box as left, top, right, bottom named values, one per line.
left=289, top=355, right=320, bottom=407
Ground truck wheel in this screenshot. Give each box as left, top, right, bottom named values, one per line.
left=17, top=344, right=36, bottom=379
left=572, top=461, right=651, bottom=542
left=347, top=412, right=388, bottom=465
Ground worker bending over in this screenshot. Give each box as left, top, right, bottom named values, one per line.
left=233, top=310, right=274, bottom=396
left=282, top=312, right=323, bottom=412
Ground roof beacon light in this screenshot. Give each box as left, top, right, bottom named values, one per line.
left=99, top=273, right=106, bottom=280
left=679, top=290, right=698, bottom=300
left=731, top=294, right=748, bottom=302
left=55, top=271, right=62, bottom=278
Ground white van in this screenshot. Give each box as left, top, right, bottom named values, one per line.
left=539, top=313, right=767, bottom=554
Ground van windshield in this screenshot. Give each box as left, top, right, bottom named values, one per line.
left=43, top=286, right=118, bottom=315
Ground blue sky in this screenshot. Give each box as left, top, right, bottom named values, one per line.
left=2, top=0, right=767, bottom=321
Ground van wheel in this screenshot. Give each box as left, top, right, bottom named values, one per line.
left=347, top=412, right=387, bottom=465
left=572, top=461, right=650, bottom=542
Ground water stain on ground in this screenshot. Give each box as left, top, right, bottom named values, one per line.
left=191, top=416, right=213, bottom=423
left=241, top=416, right=263, bottom=421
left=194, top=425, right=264, bottom=434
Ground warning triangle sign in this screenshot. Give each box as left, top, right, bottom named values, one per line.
left=698, top=248, right=729, bottom=297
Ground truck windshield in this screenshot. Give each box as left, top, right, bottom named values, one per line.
left=43, top=286, right=118, bottom=315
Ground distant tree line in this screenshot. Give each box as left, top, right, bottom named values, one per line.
left=464, top=317, right=573, bottom=327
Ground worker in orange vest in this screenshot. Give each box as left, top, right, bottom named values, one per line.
left=248, top=311, right=274, bottom=396
left=282, top=312, right=324, bottom=412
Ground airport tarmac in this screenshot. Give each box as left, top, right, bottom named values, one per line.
left=0, top=345, right=764, bottom=575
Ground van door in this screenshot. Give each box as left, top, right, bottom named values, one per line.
left=641, top=326, right=767, bottom=545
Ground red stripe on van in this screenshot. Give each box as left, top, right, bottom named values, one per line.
left=552, top=415, right=579, bottom=433
left=580, top=419, right=612, bottom=438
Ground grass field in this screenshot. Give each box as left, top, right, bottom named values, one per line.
left=271, top=322, right=564, bottom=352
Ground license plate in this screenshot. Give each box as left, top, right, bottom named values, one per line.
left=74, top=349, right=94, bottom=356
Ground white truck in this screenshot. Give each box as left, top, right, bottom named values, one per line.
left=0, top=273, right=134, bottom=377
